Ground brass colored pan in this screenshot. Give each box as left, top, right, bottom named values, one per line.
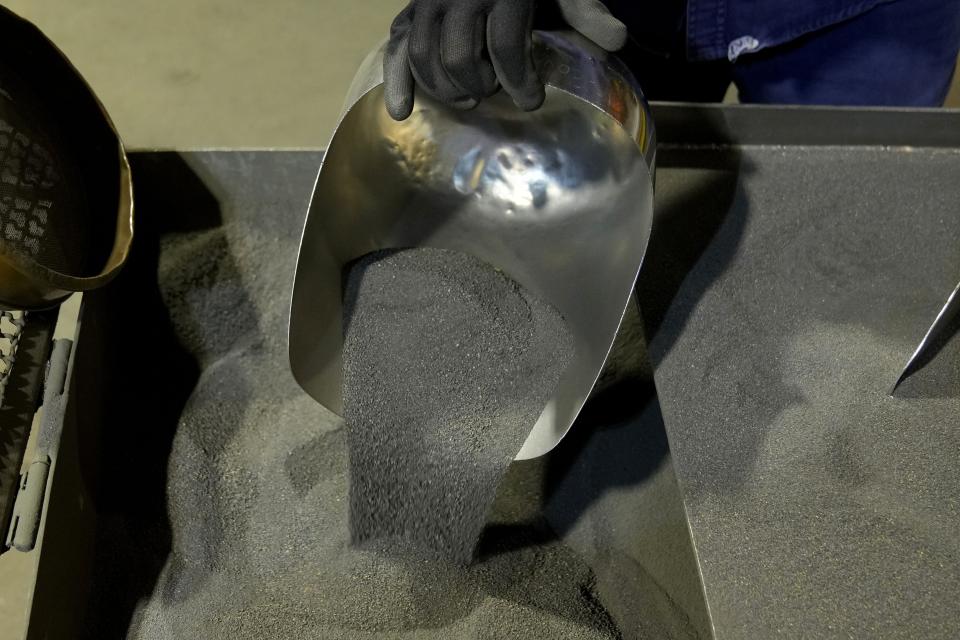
left=0, top=7, right=132, bottom=309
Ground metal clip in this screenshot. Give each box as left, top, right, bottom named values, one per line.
left=5, top=456, right=50, bottom=552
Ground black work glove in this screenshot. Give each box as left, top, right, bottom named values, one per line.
left=384, top=0, right=628, bottom=120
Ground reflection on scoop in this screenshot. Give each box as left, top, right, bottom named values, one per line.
left=289, top=31, right=656, bottom=460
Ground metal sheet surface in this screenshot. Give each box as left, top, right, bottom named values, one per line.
left=645, top=141, right=960, bottom=638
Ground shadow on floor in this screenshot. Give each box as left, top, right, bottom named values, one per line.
left=71, top=154, right=221, bottom=637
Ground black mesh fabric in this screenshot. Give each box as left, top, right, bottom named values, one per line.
left=0, top=8, right=121, bottom=280
left=0, top=95, right=76, bottom=274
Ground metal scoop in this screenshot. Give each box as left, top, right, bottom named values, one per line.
left=289, top=32, right=655, bottom=459
left=890, top=278, right=960, bottom=395
left=0, top=7, right=132, bottom=309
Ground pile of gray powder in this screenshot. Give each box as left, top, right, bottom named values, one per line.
left=122, top=225, right=620, bottom=639
left=343, top=248, right=574, bottom=564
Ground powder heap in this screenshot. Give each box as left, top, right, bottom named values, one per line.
left=119, top=228, right=622, bottom=639
left=342, top=248, right=575, bottom=563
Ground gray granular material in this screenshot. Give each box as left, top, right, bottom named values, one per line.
left=647, top=147, right=960, bottom=638
left=121, top=171, right=620, bottom=639
left=343, top=248, right=575, bottom=564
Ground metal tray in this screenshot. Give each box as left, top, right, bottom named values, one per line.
left=14, top=104, right=960, bottom=639
left=645, top=103, right=960, bottom=639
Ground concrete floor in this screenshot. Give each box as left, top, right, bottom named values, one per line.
left=6, top=0, right=406, bottom=149
left=0, top=1, right=957, bottom=638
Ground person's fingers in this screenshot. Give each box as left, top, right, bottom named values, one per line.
left=441, top=6, right=497, bottom=100
left=384, top=8, right=416, bottom=120
left=557, top=0, right=628, bottom=51
left=408, top=0, right=477, bottom=109
left=486, top=1, right=544, bottom=111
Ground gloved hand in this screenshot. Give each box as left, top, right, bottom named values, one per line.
left=384, top=0, right=628, bottom=120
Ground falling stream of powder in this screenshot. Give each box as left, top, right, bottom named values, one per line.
left=342, top=248, right=575, bottom=564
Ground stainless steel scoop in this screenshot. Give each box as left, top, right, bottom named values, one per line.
left=289, top=32, right=655, bottom=459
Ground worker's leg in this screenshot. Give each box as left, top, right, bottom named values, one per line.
left=601, top=0, right=732, bottom=102
left=618, top=43, right=732, bottom=102
left=733, top=0, right=960, bottom=106
left=538, top=0, right=733, bottom=102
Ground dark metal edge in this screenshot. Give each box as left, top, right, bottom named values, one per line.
left=652, top=102, right=960, bottom=148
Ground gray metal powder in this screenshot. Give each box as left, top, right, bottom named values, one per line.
left=125, top=231, right=620, bottom=639
left=81, top=154, right=628, bottom=639
left=342, top=248, right=575, bottom=564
